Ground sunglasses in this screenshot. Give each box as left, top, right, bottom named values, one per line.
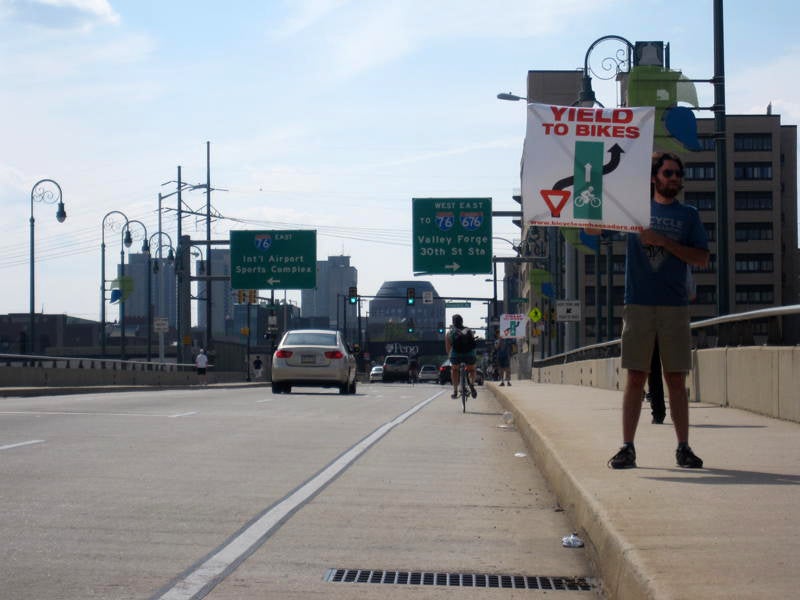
left=660, top=169, right=684, bottom=178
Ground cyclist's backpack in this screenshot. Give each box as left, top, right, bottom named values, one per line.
left=452, top=328, right=476, bottom=353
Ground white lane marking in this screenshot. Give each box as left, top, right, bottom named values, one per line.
left=255, top=399, right=274, bottom=404
left=169, top=412, right=198, bottom=418
left=0, top=411, right=189, bottom=418
left=156, top=391, right=444, bottom=600
left=0, top=439, right=45, bottom=451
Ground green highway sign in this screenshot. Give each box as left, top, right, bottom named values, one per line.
left=230, top=230, right=317, bottom=290
left=413, top=198, right=492, bottom=275
left=445, top=302, right=472, bottom=308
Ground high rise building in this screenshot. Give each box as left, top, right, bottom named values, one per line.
left=300, top=256, right=357, bottom=332
left=197, top=248, right=233, bottom=338
left=121, top=253, right=177, bottom=328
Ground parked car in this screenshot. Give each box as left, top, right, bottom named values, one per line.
left=271, top=329, right=357, bottom=394
left=369, top=365, right=384, bottom=383
left=382, top=355, right=410, bottom=382
left=417, top=364, right=439, bottom=382
left=438, top=359, right=484, bottom=386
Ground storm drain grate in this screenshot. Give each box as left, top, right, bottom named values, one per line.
left=324, top=568, right=595, bottom=591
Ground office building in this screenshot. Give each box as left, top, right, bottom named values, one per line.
left=197, top=248, right=234, bottom=338
left=300, top=255, right=357, bottom=332
left=120, top=253, right=177, bottom=329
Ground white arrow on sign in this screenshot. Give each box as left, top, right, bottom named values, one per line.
left=445, top=262, right=461, bottom=272
left=267, top=277, right=281, bottom=285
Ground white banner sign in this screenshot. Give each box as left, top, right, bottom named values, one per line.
left=522, top=103, right=655, bottom=232
left=500, top=313, right=529, bottom=339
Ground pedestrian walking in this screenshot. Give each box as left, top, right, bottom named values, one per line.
left=252, top=355, right=263, bottom=380
left=195, top=348, right=209, bottom=385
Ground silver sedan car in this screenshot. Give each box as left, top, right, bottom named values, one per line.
left=271, top=329, right=357, bottom=394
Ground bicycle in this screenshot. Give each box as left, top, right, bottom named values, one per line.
left=458, top=362, right=469, bottom=413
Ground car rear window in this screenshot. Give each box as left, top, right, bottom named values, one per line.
left=384, top=356, right=408, bottom=365
left=284, top=332, right=338, bottom=346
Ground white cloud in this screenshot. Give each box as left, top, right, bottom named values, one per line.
left=276, top=0, right=621, bottom=80
left=1, top=0, right=120, bottom=30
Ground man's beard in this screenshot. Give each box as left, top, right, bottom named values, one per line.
left=654, top=177, right=682, bottom=199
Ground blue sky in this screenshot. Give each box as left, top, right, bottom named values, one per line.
left=1, top=0, right=798, bottom=330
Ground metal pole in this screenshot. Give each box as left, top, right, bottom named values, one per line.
left=246, top=300, right=251, bottom=382
left=564, top=241, right=576, bottom=350
left=357, top=296, right=363, bottom=372
left=713, top=0, right=729, bottom=316
left=176, top=169, right=183, bottom=363
left=120, top=240, right=126, bottom=360
left=100, top=241, right=106, bottom=356
left=205, top=141, right=212, bottom=351
left=606, top=239, right=614, bottom=339
left=147, top=255, right=153, bottom=362
left=595, top=244, right=602, bottom=342
left=29, top=202, right=35, bottom=355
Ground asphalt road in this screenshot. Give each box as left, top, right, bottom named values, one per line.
left=0, top=382, right=598, bottom=599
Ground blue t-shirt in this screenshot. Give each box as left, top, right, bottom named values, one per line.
left=624, top=200, right=708, bottom=306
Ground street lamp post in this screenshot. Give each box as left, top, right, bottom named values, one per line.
left=101, top=211, right=130, bottom=357
left=120, top=219, right=149, bottom=360
left=30, top=179, right=67, bottom=355
left=149, top=232, right=174, bottom=362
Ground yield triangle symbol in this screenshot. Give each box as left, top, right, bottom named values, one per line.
left=540, top=190, right=571, bottom=217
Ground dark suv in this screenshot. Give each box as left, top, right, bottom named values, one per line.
left=382, top=355, right=410, bottom=382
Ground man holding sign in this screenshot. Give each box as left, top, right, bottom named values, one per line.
left=606, top=152, right=709, bottom=470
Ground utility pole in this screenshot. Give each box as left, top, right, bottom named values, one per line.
left=205, top=141, right=213, bottom=353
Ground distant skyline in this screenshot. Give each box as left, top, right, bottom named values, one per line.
left=1, top=0, right=798, bottom=332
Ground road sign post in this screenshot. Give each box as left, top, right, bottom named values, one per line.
left=412, top=198, right=492, bottom=274
left=230, top=230, right=317, bottom=290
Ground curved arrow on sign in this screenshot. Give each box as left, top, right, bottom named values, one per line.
left=541, top=144, right=625, bottom=218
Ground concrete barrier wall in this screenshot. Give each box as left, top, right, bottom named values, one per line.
left=0, top=366, right=247, bottom=388
left=533, top=346, right=799, bottom=424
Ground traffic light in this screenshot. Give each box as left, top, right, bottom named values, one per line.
left=437, top=322, right=445, bottom=334
left=407, top=319, right=415, bottom=334
left=248, top=289, right=257, bottom=304
left=348, top=286, right=358, bottom=304
left=406, top=287, right=416, bottom=305
left=237, top=289, right=246, bottom=303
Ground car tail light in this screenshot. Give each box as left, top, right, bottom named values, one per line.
left=324, top=350, right=344, bottom=359
left=275, top=350, right=293, bottom=359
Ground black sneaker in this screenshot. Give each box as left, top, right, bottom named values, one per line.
left=651, top=416, right=665, bottom=424
left=676, top=446, right=703, bottom=468
left=607, top=445, right=636, bottom=469
left=506, top=381, right=511, bottom=387
left=469, top=384, right=477, bottom=398
left=451, top=392, right=458, bottom=399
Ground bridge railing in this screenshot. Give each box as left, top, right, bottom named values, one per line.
left=535, top=304, right=800, bottom=368
left=0, top=353, right=195, bottom=372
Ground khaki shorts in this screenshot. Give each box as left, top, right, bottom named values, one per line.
left=621, top=304, right=692, bottom=373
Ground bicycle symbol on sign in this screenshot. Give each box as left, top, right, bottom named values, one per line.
left=573, top=186, right=601, bottom=208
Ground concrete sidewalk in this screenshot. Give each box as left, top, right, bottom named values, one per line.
left=489, top=380, right=800, bottom=600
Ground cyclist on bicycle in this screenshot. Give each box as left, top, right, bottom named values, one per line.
left=444, top=314, right=477, bottom=400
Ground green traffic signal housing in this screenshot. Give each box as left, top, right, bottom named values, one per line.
left=348, top=286, right=358, bottom=304
left=406, top=287, right=416, bottom=305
